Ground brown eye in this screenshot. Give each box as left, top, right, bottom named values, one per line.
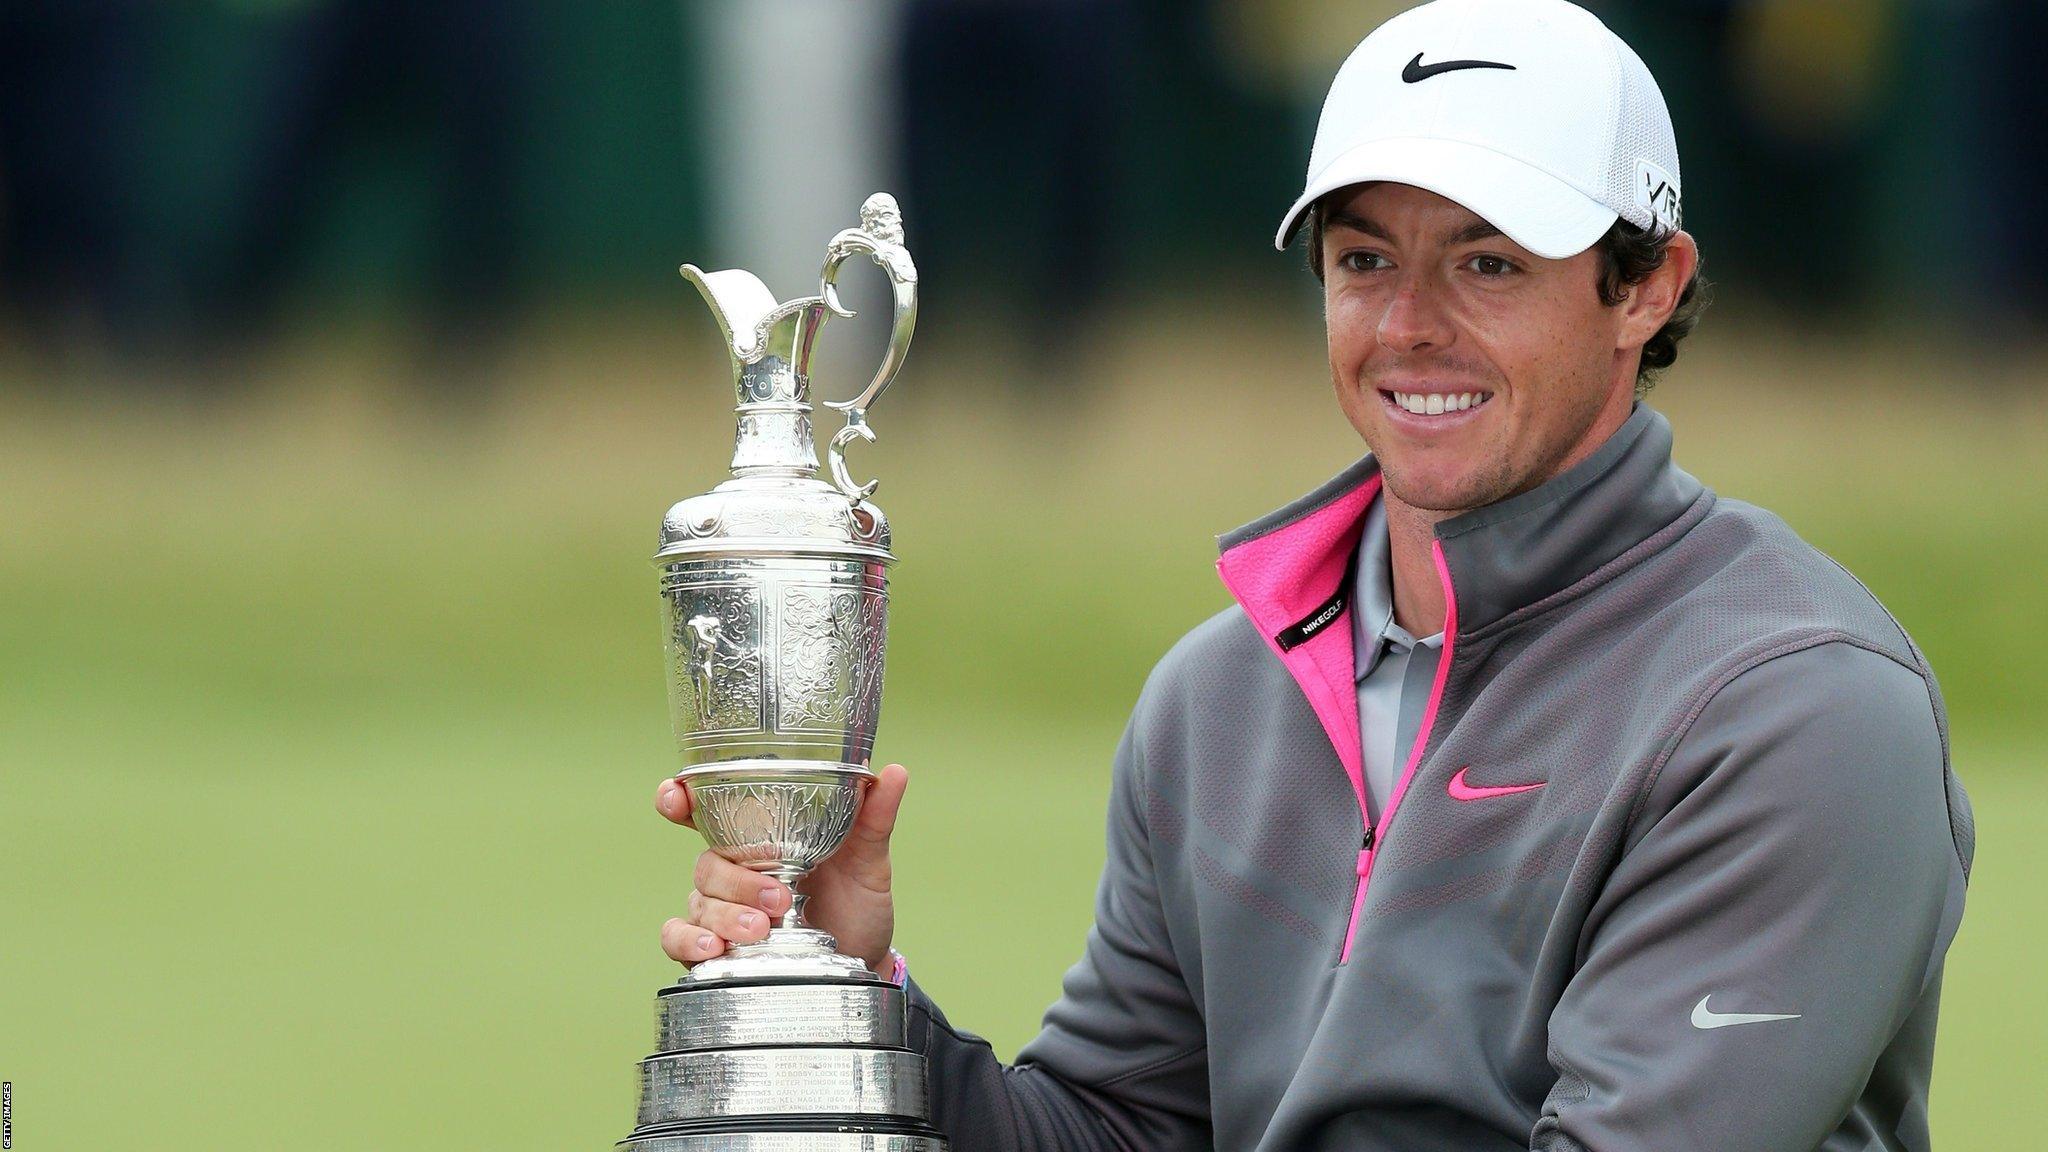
left=1339, top=251, right=1389, bottom=273
left=1468, top=255, right=1515, bottom=277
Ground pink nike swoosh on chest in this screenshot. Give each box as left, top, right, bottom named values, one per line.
left=1447, top=766, right=1547, bottom=801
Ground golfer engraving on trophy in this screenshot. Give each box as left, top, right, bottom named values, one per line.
left=615, top=193, right=946, bottom=1152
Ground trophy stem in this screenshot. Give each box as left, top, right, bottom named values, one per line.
left=779, top=886, right=811, bottom=932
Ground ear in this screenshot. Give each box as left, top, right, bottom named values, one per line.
left=1617, top=230, right=1699, bottom=349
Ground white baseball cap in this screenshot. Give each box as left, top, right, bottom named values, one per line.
left=1275, top=0, right=1682, bottom=260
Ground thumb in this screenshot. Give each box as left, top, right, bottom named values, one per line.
left=836, top=762, right=908, bottom=886
left=655, top=777, right=695, bottom=828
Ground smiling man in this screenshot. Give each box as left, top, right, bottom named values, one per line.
left=655, top=1, right=1974, bottom=1148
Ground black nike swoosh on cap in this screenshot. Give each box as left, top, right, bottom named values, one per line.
left=1402, top=52, right=1517, bottom=83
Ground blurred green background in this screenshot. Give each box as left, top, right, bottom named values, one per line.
left=4, top=319, right=2043, bottom=1148
left=3, top=1, right=2045, bottom=1148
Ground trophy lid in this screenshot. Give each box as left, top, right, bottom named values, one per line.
left=656, top=476, right=891, bottom=563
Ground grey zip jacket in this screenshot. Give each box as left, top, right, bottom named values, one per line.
left=906, top=404, right=1974, bottom=1151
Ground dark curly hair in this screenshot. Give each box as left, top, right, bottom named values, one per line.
left=1303, top=199, right=1710, bottom=398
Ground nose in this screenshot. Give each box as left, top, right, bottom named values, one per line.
left=1375, top=273, right=1455, bottom=356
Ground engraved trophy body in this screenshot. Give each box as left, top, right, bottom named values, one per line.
left=618, top=195, right=947, bottom=1152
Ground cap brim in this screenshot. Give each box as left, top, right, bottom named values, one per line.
left=1274, top=136, right=1618, bottom=260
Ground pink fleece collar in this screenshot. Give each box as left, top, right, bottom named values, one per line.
left=1214, top=473, right=1380, bottom=811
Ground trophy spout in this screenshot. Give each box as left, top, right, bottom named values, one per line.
left=681, top=263, right=828, bottom=379
left=680, top=265, right=777, bottom=364
left=681, top=263, right=830, bottom=478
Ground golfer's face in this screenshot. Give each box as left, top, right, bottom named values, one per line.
left=1320, top=182, right=1632, bottom=514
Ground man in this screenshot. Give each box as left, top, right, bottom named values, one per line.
left=656, top=1, right=1974, bottom=1147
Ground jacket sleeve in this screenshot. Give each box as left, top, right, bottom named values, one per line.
left=906, top=718, right=1213, bottom=1150
left=1532, top=640, right=1972, bottom=1152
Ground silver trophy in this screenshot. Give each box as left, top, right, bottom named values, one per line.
left=618, top=194, right=946, bottom=1152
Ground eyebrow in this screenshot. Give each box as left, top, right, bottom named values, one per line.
left=1324, top=211, right=1504, bottom=247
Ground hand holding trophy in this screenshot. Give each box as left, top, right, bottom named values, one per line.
left=654, top=764, right=905, bottom=978
left=616, top=195, right=946, bottom=1152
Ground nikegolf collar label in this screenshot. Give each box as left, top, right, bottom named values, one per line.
left=1690, top=995, right=1801, bottom=1030
left=1276, top=586, right=1347, bottom=651
left=1401, top=52, right=1517, bottom=83
left=1275, top=548, right=1360, bottom=652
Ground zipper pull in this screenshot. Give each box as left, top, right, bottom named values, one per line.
left=1356, top=825, right=1376, bottom=876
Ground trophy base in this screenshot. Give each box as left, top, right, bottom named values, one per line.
left=623, top=975, right=945, bottom=1151
left=636, top=1046, right=930, bottom=1127
left=621, top=1119, right=946, bottom=1152
left=657, top=977, right=908, bottom=1052
left=683, top=928, right=880, bottom=984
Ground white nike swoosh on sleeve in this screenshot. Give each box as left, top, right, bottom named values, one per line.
left=1691, top=994, right=1802, bottom=1030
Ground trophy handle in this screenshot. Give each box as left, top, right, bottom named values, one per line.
left=817, top=193, right=918, bottom=502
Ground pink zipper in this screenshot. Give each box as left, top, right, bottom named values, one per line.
left=1211, top=477, right=1456, bottom=966
left=1338, top=537, right=1457, bottom=963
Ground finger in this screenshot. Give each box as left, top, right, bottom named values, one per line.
left=693, top=850, right=791, bottom=916
left=835, top=763, right=907, bottom=893
left=853, top=762, right=909, bottom=842
left=655, top=777, right=695, bottom=827
left=661, top=917, right=726, bottom=964
left=687, top=890, right=774, bottom=944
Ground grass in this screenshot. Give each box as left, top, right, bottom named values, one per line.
left=1, top=308, right=2042, bottom=1147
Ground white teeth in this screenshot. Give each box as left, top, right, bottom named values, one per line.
left=1391, top=390, right=1492, bottom=415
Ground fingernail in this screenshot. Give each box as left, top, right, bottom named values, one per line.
left=738, top=911, right=760, bottom=931
left=697, top=934, right=716, bottom=953
left=760, top=886, right=783, bottom=911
